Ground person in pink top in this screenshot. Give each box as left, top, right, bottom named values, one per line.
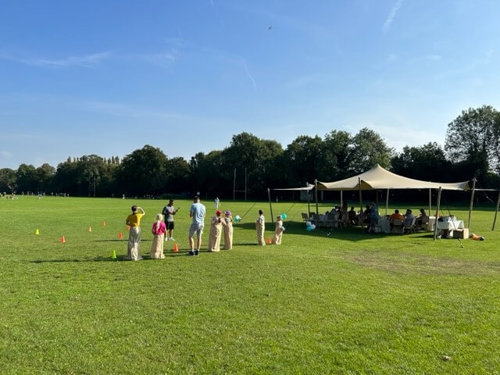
left=150, top=213, right=167, bottom=259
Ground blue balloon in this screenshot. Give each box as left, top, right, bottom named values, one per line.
left=281, top=213, right=287, bottom=219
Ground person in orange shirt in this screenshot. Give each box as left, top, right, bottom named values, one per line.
left=125, top=205, right=145, bottom=260
left=389, top=209, right=404, bottom=222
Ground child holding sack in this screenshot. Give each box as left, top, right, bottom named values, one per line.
left=150, top=214, right=166, bottom=259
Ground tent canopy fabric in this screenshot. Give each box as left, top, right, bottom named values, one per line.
left=317, top=164, right=470, bottom=191
left=273, top=183, right=315, bottom=191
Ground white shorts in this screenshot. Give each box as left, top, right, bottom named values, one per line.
left=189, top=223, right=204, bottom=238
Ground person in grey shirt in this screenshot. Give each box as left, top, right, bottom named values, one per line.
left=188, top=195, right=206, bottom=256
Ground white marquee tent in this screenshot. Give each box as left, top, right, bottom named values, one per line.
left=314, top=165, right=472, bottom=239
left=316, top=164, right=470, bottom=191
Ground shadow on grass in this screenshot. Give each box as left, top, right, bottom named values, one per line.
left=29, top=248, right=239, bottom=263
left=94, top=239, right=151, bottom=242
left=235, top=221, right=436, bottom=242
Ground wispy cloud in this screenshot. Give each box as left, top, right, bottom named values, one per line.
left=383, top=0, right=404, bottom=33
left=134, top=51, right=178, bottom=67
left=242, top=59, right=257, bottom=90
left=0, top=51, right=112, bottom=68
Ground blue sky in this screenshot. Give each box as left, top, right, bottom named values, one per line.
left=1, top=0, right=499, bottom=169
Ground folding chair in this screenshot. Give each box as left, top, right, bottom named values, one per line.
left=391, top=218, right=404, bottom=234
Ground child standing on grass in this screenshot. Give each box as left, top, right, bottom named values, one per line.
left=223, top=210, right=233, bottom=250
left=272, top=215, right=284, bottom=245
left=150, top=214, right=166, bottom=259
left=256, top=209, right=266, bottom=246
left=207, top=210, right=225, bottom=252
left=126, top=205, right=145, bottom=260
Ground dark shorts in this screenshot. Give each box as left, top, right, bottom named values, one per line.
left=166, top=222, right=175, bottom=230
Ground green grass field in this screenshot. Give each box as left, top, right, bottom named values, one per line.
left=1, top=196, right=499, bottom=374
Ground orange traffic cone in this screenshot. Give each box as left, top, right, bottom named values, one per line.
left=60, top=236, right=66, bottom=244
left=266, top=237, right=272, bottom=244
left=118, top=232, right=123, bottom=239
left=173, top=243, right=179, bottom=253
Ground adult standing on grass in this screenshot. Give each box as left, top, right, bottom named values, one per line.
left=223, top=210, right=233, bottom=250
left=125, top=205, right=145, bottom=260
left=188, top=195, right=206, bottom=256
left=150, top=214, right=166, bottom=259
left=162, top=199, right=179, bottom=241
left=368, top=202, right=379, bottom=233
left=256, top=209, right=266, bottom=246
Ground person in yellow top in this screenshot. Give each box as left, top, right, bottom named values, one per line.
left=126, top=205, right=145, bottom=260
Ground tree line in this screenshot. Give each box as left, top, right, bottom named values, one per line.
left=1, top=105, right=499, bottom=199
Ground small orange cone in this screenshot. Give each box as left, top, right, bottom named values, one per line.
left=118, top=232, right=123, bottom=239
left=60, top=236, right=66, bottom=244
left=173, top=243, right=179, bottom=253
left=102, top=221, right=106, bottom=227
left=266, top=237, right=272, bottom=244
left=88, top=226, right=92, bottom=233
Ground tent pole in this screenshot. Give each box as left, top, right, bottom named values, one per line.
left=385, top=189, right=389, bottom=216
left=492, top=191, right=500, bottom=231
left=306, top=182, right=311, bottom=217
left=428, top=188, right=432, bottom=216
left=314, top=179, right=319, bottom=216
left=340, top=190, right=343, bottom=208
left=267, top=188, right=274, bottom=225
left=433, top=187, right=442, bottom=240
left=307, top=190, right=311, bottom=217
left=467, top=178, right=476, bottom=230
left=358, top=178, right=362, bottom=210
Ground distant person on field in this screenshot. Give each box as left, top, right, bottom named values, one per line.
left=272, top=215, right=284, bottom=245
left=150, top=214, right=166, bottom=259
left=256, top=209, right=266, bottom=246
left=162, top=199, right=179, bottom=241
left=188, top=195, right=206, bottom=256
left=223, top=210, right=234, bottom=250
left=126, top=205, right=145, bottom=260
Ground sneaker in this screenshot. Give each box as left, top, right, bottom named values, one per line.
left=188, top=250, right=195, bottom=256
left=194, top=250, right=199, bottom=256
left=170, top=237, right=175, bottom=241
left=164, top=237, right=169, bottom=241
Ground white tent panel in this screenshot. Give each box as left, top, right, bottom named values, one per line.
left=317, top=164, right=469, bottom=191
